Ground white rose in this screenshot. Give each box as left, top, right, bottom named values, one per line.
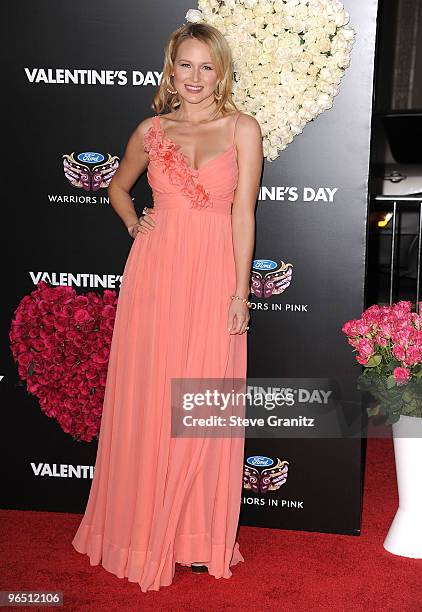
left=313, top=16, right=330, bottom=29
left=332, top=35, right=350, bottom=53
left=294, top=5, right=309, bottom=20
left=237, top=74, right=254, bottom=91
left=231, top=12, right=245, bottom=26
left=284, top=0, right=298, bottom=17
left=292, top=33, right=303, bottom=49
left=342, top=27, right=356, bottom=41
left=292, top=60, right=310, bottom=75
left=274, top=47, right=290, bottom=63
left=251, top=2, right=268, bottom=17
left=218, top=5, right=229, bottom=17
left=303, top=29, right=317, bottom=45
left=273, top=0, right=288, bottom=10
left=262, top=35, right=277, bottom=52
left=185, top=9, right=203, bottom=23
left=316, top=92, right=333, bottom=110
left=270, top=149, right=281, bottom=162
left=315, top=35, right=332, bottom=54
left=302, top=85, right=318, bottom=101
left=269, top=134, right=283, bottom=149
left=292, top=18, right=308, bottom=33
left=268, top=71, right=281, bottom=86
left=333, top=9, right=349, bottom=27
left=296, top=75, right=311, bottom=92
left=237, top=29, right=251, bottom=44
left=231, top=48, right=242, bottom=62
left=324, top=21, right=337, bottom=36
left=278, top=126, right=292, bottom=141
left=300, top=51, right=313, bottom=63
left=254, top=66, right=267, bottom=81
left=258, top=109, right=273, bottom=124
left=319, top=66, right=335, bottom=83
left=301, top=99, right=319, bottom=115
left=250, top=42, right=262, bottom=59
left=290, top=123, right=304, bottom=137
left=292, top=91, right=305, bottom=107
left=280, top=70, right=296, bottom=86
left=243, top=8, right=254, bottom=21
left=233, top=85, right=247, bottom=102
left=333, top=51, right=351, bottom=69
left=211, top=14, right=226, bottom=29
left=245, top=20, right=256, bottom=35
left=322, top=82, right=339, bottom=97
left=266, top=21, right=282, bottom=36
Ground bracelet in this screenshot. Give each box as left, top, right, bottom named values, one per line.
left=231, top=295, right=252, bottom=307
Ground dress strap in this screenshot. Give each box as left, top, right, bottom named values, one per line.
left=232, top=111, right=241, bottom=144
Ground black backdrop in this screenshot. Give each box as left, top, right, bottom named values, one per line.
left=2, top=0, right=379, bottom=535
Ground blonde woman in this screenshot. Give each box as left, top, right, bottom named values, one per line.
left=72, top=22, right=263, bottom=592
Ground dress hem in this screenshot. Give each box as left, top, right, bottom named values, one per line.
left=72, top=523, right=244, bottom=593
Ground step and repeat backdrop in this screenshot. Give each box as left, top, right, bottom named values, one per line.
left=2, top=0, right=379, bottom=535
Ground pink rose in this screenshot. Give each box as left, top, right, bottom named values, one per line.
left=393, top=367, right=410, bottom=385
left=341, top=320, right=354, bottom=336
left=375, top=334, right=388, bottom=347
left=405, top=345, right=422, bottom=366
left=354, top=320, right=372, bottom=335
left=356, top=354, right=370, bottom=365
left=357, top=338, right=374, bottom=359
left=392, top=344, right=406, bottom=361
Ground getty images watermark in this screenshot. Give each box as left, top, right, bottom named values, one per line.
left=170, top=377, right=420, bottom=439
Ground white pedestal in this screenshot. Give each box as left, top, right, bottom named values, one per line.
left=383, top=415, right=422, bottom=559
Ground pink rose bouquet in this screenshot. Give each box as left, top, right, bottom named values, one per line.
left=342, top=301, right=422, bottom=423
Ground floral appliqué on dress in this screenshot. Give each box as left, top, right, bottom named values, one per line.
left=143, top=119, right=213, bottom=210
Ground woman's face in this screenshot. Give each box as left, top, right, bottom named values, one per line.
left=172, top=38, right=219, bottom=105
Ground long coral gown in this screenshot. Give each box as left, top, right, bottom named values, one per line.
left=71, top=111, right=247, bottom=592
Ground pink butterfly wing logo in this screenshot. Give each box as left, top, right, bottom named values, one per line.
left=63, top=153, right=120, bottom=191
left=243, top=458, right=289, bottom=494
left=251, top=261, right=293, bottom=298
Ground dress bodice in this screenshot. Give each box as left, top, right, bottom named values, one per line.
left=143, top=114, right=239, bottom=215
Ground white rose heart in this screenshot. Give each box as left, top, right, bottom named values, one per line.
left=196, top=0, right=356, bottom=161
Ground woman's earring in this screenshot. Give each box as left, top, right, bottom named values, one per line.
left=214, top=81, right=223, bottom=100
left=166, top=74, right=178, bottom=95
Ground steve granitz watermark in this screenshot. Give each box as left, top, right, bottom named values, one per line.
left=169, top=377, right=396, bottom=439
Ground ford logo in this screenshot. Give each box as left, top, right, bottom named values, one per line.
left=77, top=151, right=105, bottom=164
left=253, top=259, right=277, bottom=271
left=246, top=456, right=274, bottom=467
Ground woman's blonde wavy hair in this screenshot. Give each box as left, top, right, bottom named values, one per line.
left=152, top=22, right=238, bottom=120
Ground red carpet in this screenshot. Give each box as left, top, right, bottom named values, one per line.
left=1, top=438, right=421, bottom=611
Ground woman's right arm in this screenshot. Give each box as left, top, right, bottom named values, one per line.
left=107, top=117, right=155, bottom=234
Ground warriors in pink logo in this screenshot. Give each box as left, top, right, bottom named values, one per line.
left=251, top=260, right=293, bottom=298
left=63, top=152, right=119, bottom=191
left=243, top=457, right=289, bottom=494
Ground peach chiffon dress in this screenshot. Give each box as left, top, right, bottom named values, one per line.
left=71, top=111, right=247, bottom=592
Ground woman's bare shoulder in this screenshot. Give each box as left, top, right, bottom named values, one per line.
left=133, top=115, right=157, bottom=140
left=234, top=112, right=263, bottom=159
left=236, top=112, right=262, bottom=137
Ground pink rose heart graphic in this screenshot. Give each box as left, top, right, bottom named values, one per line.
left=9, top=280, right=118, bottom=442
